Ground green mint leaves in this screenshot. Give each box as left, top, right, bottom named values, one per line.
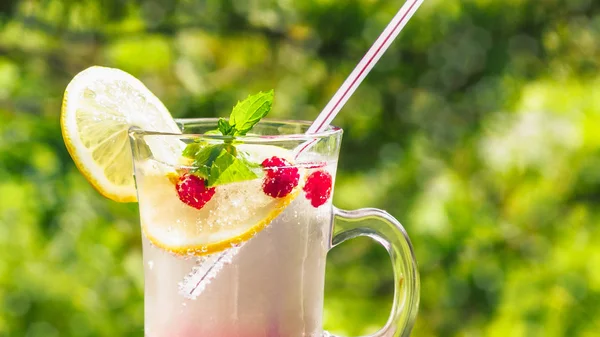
left=182, top=90, right=274, bottom=187
left=217, top=90, right=274, bottom=136
left=209, top=147, right=258, bottom=186
left=217, top=118, right=234, bottom=136
left=185, top=144, right=258, bottom=187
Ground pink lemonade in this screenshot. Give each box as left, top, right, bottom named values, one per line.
left=133, top=147, right=337, bottom=337
left=62, top=66, right=419, bottom=337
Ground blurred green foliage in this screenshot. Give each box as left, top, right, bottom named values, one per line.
left=1, top=0, right=600, bottom=336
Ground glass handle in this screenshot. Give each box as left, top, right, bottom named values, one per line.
left=326, top=207, right=420, bottom=337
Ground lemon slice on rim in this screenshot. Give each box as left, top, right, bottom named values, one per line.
left=138, top=145, right=302, bottom=256
left=60, top=66, right=181, bottom=202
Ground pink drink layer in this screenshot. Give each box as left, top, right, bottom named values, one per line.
left=135, top=157, right=336, bottom=337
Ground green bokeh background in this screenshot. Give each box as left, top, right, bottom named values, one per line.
left=1, top=0, right=600, bottom=336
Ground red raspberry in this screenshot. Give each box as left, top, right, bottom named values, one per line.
left=261, top=156, right=300, bottom=198
left=303, top=170, right=332, bottom=208
left=176, top=174, right=216, bottom=210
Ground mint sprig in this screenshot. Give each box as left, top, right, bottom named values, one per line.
left=182, top=90, right=274, bottom=187
left=218, top=90, right=273, bottom=136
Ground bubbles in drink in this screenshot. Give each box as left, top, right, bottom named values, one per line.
left=137, top=147, right=337, bottom=336
left=178, top=246, right=242, bottom=300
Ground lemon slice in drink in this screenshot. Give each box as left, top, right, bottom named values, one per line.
left=60, top=66, right=181, bottom=202
left=138, top=145, right=301, bottom=256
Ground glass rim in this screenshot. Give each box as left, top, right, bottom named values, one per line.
left=129, top=118, right=343, bottom=143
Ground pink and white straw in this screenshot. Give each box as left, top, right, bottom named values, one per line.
left=305, top=0, right=425, bottom=136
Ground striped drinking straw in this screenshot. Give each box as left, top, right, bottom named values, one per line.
left=296, top=0, right=425, bottom=157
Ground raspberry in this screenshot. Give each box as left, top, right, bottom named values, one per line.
left=261, top=156, right=300, bottom=198
left=303, top=170, right=332, bottom=208
left=176, top=174, right=216, bottom=210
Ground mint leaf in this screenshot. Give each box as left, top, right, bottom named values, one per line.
left=218, top=118, right=234, bottom=136
left=182, top=142, right=202, bottom=159
left=188, top=143, right=255, bottom=185
left=207, top=148, right=258, bottom=186
left=238, top=150, right=261, bottom=169
left=229, top=90, right=274, bottom=135
left=190, top=144, right=222, bottom=178
left=181, top=90, right=275, bottom=187
left=191, top=144, right=235, bottom=175
left=182, top=139, right=211, bottom=159
left=193, top=144, right=223, bottom=164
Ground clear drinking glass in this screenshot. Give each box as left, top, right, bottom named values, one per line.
left=129, top=119, right=420, bottom=337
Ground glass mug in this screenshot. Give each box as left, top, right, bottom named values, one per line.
left=129, top=119, right=420, bottom=337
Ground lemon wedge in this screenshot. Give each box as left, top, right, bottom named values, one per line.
left=60, top=66, right=180, bottom=202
